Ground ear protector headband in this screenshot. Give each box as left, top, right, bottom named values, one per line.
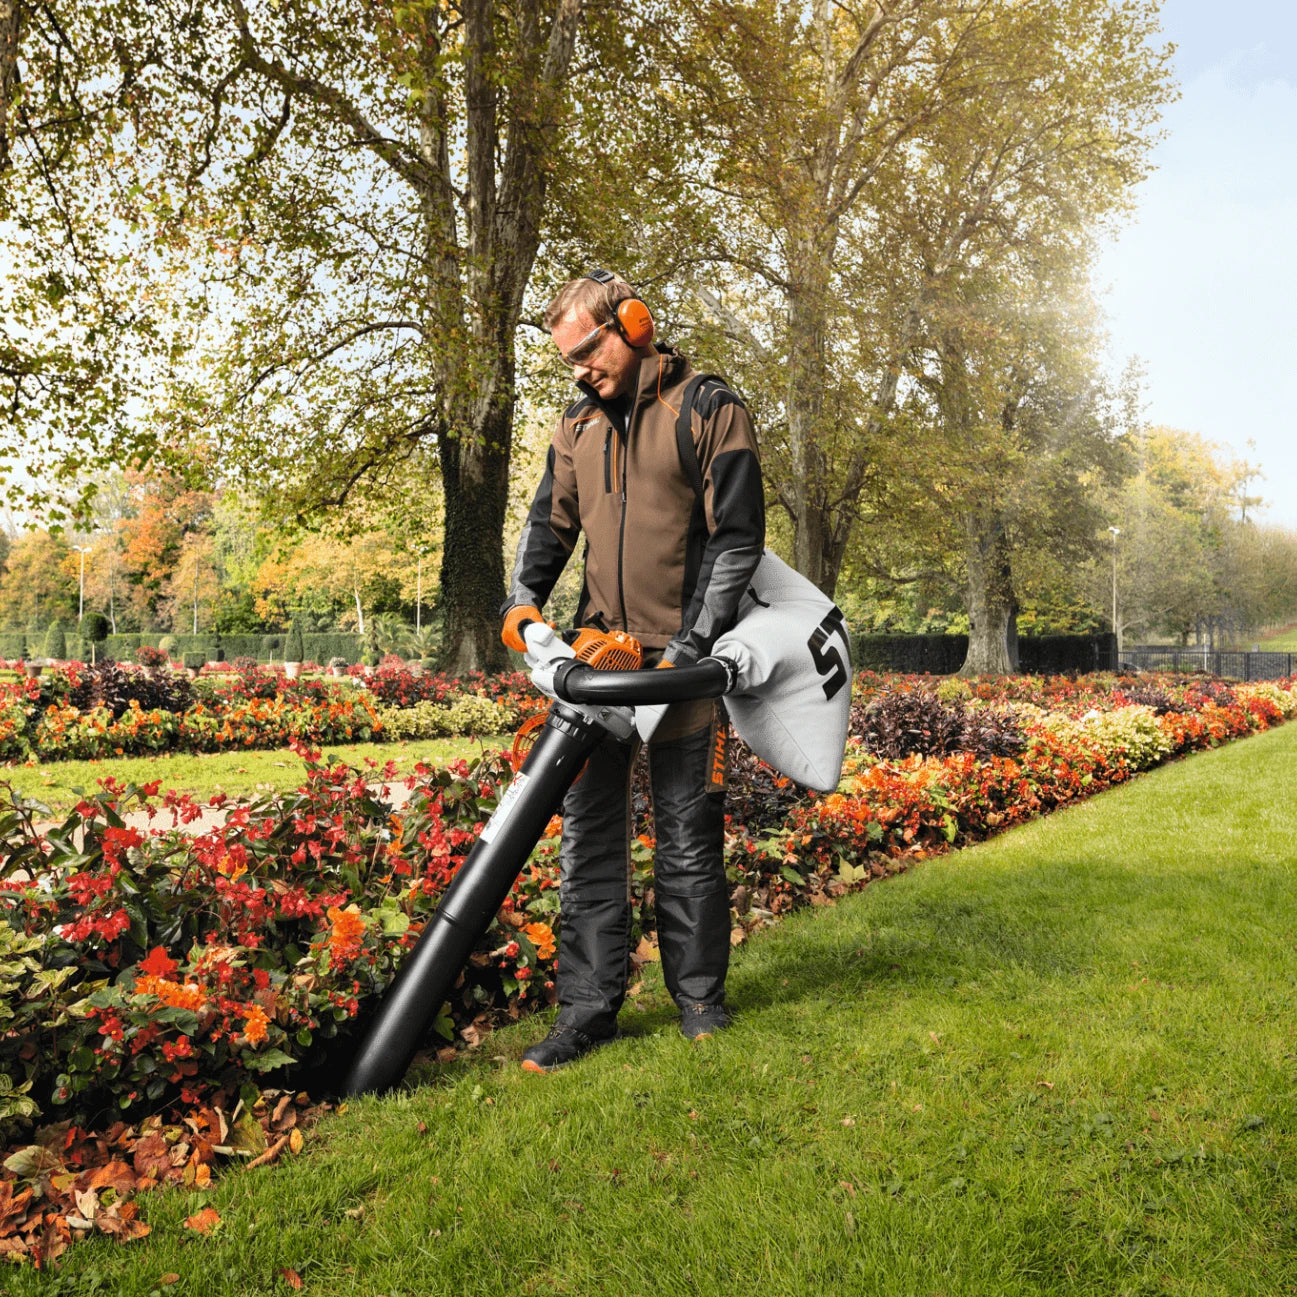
left=585, top=269, right=655, bottom=349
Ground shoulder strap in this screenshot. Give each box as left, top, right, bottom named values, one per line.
left=675, top=372, right=724, bottom=504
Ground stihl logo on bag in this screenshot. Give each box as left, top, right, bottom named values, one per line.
left=807, top=607, right=850, bottom=700
left=708, top=714, right=729, bottom=789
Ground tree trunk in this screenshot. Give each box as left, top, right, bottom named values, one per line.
left=958, top=514, right=1015, bottom=677
left=0, top=0, right=19, bottom=176
left=439, top=395, right=512, bottom=673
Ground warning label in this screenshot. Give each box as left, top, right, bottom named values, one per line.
left=478, top=771, right=531, bottom=844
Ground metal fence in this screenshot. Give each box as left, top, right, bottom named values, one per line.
left=1111, top=647, right=1296, bottom=681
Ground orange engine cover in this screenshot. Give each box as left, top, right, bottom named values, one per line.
left=568, top=627, right=643, bottom=672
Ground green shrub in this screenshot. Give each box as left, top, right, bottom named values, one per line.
left=182, top=651, right=205, bottom=671
left=43, top=621, right=67, bottom=660
left=0, top=632, right=25, bottom=661
left=374, top=695, right=512, bottom=739
left=304, top=632, right=363, bottom=665
left=260, top=633, right=284, bottom=660
left=104, top=634, right=142, bottom=657
left=158, top=634, right=178, bottom=658
left=82, top=611, right=110, bottom=643
left=285, top=618, right=305, bottom=663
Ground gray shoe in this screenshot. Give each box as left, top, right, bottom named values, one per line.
left=680, top=1003, right=730, bottom=1040
left=521, top=1023, right=616, bottom=1073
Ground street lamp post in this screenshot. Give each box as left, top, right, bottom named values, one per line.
left=1108, top=526, right=1121, bottom=659
left=72, top=545, right=92, bottom=623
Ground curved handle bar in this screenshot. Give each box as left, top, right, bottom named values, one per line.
left=552, top=657, right=735, bottom=705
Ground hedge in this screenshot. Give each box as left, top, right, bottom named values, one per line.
left=100, top=632, right=364, bottom=664
left=851, top=632, right=1116, bottom=675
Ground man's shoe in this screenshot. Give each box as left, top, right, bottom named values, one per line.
left=680, top=1003, right=730, bottom=1040
left=520, top=1023, right=616, bottom=1073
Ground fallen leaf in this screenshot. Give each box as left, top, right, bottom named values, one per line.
left=289, top=1129, right=304, bottom=1155
left=184, top=1206, right=222, bottom=1235
left=132, top=1134, right=172, bottom=1179
left=247, top=1136, right=289, bottom=1170
left=84, top=1161, right=137, bottom=1196
left=281, top=1268, right=304, bottom=1290
left=159, top=1274, right=181, bottom=1286
left=271, top=1094, right=294, bottom=1129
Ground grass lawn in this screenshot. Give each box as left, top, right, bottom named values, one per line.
left=1254, top=625, right=1297, bottom=651
left=0, top=737, right=511, bottom=816
left=7, top=724, right=1297, bottom=1296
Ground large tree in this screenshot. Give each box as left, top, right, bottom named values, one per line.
left=139, top=0, right=587, bottom=670
left=4, top=0, right=588, bottom=667
left=612, top=0, right=1171, bottom=604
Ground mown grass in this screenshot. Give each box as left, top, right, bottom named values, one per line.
left=7, top=724, right=1297, bottom=1296
left=0, top=737, right=510, bottom=816
left=1254, top=624, right=1297, bottom=651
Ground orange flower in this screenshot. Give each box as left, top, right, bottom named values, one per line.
left=241, top=1003, right=271, bottom=1045
left=326, top=904, right=366, bottom=960
left=135, top=973, right=206, bottom=1011
left=523, top=921, right=556, bottom=961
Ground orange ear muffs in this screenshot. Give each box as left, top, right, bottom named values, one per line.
left=616, top=297, right=655, bottom=348
left=585, top=269, right=655, bottom=349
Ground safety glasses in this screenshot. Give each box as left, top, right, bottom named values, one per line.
left=558, top=321, right=612, bottom=368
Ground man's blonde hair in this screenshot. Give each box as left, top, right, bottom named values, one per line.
left=543, top=273, right=638, bottom=332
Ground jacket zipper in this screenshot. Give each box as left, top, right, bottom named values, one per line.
left=616, top=388, right=643, bottom=632
left=603, top=430, right=612, bottom=493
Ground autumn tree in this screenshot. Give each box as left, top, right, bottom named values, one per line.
left=116, top=470, right=215, bottom=628
left=0, top=530, right=78, bottom=625
left=1084, top=428, right=1297, bottom=646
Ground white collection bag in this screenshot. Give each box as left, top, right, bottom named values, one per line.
left=712, top=550, right=852, bottom=791
left=636, top=550, right=852, bottom=791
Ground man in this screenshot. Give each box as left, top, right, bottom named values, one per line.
left=501, top=270, right=765, bottom=1071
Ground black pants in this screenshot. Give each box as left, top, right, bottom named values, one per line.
left=555, top=705, right=729, bottom=1036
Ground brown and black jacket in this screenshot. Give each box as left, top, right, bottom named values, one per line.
left=504, top=345, right=765, bottom=663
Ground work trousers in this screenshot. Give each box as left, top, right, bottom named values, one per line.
left=555, top=703, right=729, bottom=1036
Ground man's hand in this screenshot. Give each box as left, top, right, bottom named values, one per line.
left=502, top=604, right=543, bottom=654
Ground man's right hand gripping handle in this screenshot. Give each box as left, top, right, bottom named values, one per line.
left=501, top=604, right=543, bottom=654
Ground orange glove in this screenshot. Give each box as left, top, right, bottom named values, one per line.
left=655, top=658, right=675, bottom=669
left=502, top=604, right=542, bottom=654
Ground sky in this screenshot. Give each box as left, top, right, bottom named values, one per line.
left=1097, top=0, right=1297, bottom=526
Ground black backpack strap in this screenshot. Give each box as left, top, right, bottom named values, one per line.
left=675, top=372, right=725, bottom=505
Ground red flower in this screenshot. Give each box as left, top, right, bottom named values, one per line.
left=138, top=946, right=180, bottom=978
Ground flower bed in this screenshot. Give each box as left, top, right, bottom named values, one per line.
left=0, top=671, right=1293, bottom=1262
left=0, top=659, right=542, bottom=764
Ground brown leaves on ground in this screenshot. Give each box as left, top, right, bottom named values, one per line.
left=0, top=1088, right=331, bottom=1266
left=184, top=1206, right=222, bottom=1235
